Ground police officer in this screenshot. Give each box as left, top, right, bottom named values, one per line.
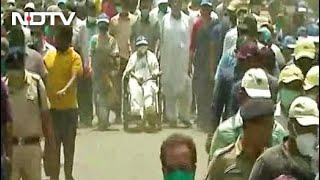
left=206, top=98, right=275, bottom=180
left=249, top=97, right=318, bottom=180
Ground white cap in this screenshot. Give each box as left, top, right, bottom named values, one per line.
left=241, top=68, right=271, bottom=98
left=7, top=0, right=15, bottom=4
left=289, top=96, right=319, bottom=126
left=24, top=2, right=35, bottom=10
left=97, top=18, right=109, bottom=24
left=298, top=7, right=307, bottom=13
left=157, top=0, right=168, bottom=5
left=307, top=36, right=319, bottom=44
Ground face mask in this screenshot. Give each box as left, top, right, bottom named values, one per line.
left=98, top=24, right=108, bottom=35
left=158, top=3, right=168, bottom=14
left=116, top=5, right=122, bottom=13
left=279, top=88, right=301, bottom=112
left=137, top=45, right=148, bottom=56
left=164, top=170, right=195, bottom=180
left=31, top=35, right=42, bottom=49
left=293, top=124, right=317, bottom=157
left=44, top=25, right=54, bottom=37
left=140, top=9, right=150, bottom=20
left=87, top=16, right=96, bottom=24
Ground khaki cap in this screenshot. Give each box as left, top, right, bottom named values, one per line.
left=241, top=68, right=271, bottom=98
left=24, top=2, right=35, bottom=10
left=304, top=66, right=319, bottom=90
left=47, top=5, right=62, bottom=12
left=227, top=0, right=249, bottom=12
left=279, top=64, right=304, bottom=84
left=294, top=38, right=316, bottom=60
left=289, top=96, right=319, bottom=126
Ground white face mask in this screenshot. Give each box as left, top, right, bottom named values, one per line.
left=293, top=125, right=317, bottom=157
left=137, top=45, right=148, bottom=55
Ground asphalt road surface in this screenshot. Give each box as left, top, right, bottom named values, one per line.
left=45, top=125, right=209, bottom=180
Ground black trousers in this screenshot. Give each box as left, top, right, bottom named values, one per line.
left=77, top=77, right=93, bottom=125
left=50, top=109, right=78, bottom=179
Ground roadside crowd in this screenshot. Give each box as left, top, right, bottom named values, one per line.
left=0, top=0, right=319, bottom=179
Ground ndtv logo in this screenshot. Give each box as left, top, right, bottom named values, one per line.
left=11, top=12, right=76, bottom=26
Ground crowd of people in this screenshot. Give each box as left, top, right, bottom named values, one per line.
left=0, top=0, right=319, bottom=179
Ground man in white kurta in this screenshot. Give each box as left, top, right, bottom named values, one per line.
left=123, top=36, right=160, bottom=118
left=160, top=0, right=192, bottom=127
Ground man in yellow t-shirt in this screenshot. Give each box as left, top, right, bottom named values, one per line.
left=44, top=25, right=83, bottom=180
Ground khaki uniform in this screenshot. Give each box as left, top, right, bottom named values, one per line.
left=9, top=70, right=49, bottom=180
left=206, top=138, right=256, bottom=180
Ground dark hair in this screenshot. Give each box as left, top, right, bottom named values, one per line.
left=160, top=134, right=197, bottom=169
left=55, top=25, right=73, bottom=44
left=140, top=0, right=153, bottom=4
left=259, top=47, right=276, bottom=72
left=86, top=1, right=96, bottom=11
left=8, top=27, right=25, bottom=47
left=5, top=46, right=25, bottom=70
left=243, top=13, right=258, bottom=38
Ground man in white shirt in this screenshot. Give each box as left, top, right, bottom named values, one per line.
left=149, top=0, right=171, bottom=25
left=160, top=0, right=192, bottom=127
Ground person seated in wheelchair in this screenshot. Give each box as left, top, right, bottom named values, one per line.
left=123, top=36, right=160, bottom=119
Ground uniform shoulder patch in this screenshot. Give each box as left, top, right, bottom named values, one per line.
left=213, top=143, right=235, bottom=159
left=26, top=70, right=41, bottom=82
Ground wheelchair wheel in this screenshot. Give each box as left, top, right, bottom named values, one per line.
left=123, top=119, right=129, bottom=131
left=155, top=89, right=164, bottom=131
left=123, top=92, right=130, bottom=131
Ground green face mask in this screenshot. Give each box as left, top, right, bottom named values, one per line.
left=159, top=4, right=168, bottom=14
left=164, top=170, right=195, bottom=180
left=279, top=88, right=301, bottom=112
left=44, top=25, right=54, bottom=37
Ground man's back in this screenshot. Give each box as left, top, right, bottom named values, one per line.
left=249, top=143, right=316, bottom=180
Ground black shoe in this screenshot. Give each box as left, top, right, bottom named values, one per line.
left=78, top=122, right=91, bottom=128
left=181, top=120, right=192, bottom=128
left=169, top=121, right=178, bottom=128
left=114, top=117, right=122, bottom=124
left=96, top=122, right=111, bottom=131
left=65, top=176, right=74, bottom=180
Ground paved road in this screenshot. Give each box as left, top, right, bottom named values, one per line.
left=49, top=125, right=209, bottom=180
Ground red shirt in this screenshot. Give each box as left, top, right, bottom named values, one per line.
left=189, top=17, right=204, bottom=54
left=101, top=1, right=117, bottom=19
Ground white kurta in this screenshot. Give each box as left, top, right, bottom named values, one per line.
left=160, top=12, right=191, bottom=96
left=160, top=12, right=192, bottom=121
left=123, top=51, right=160, bottom=117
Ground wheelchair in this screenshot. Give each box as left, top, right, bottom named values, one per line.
left=121, top=72, right=164, bottom=132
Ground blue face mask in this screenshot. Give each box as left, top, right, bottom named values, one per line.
left=164, top=170, right=195, bottom=180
